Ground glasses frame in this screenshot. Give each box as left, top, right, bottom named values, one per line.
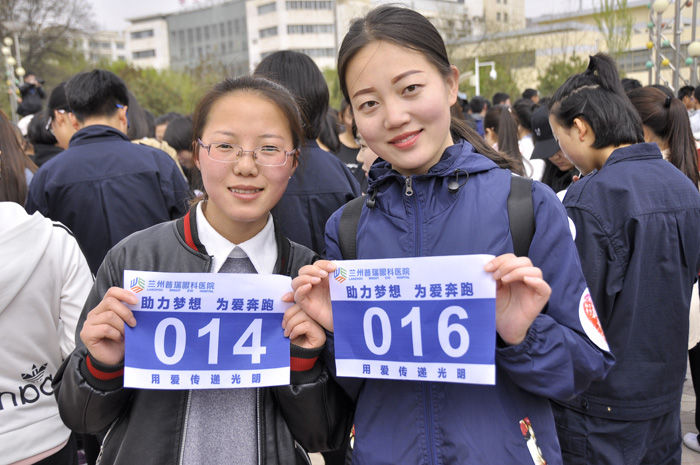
left=45, top=109, right=67, bottom=132
left=196, top=138, right=297, bottom=167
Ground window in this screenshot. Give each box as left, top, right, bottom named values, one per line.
left=287, top=24, right=334, bottom=34
left=496, top=12, right=501, bottom=21
left=116, top=42, right=125, bottom=49
left=188, top=28, right=194, bottom=41
left=130, top=29, right=154, bottom=39
left=222, top=42, right=226, bottom=53
left=196, top=27, right=202, bottom=41
left=204, top=25, right=210, bottom=40
left=504, top=12, right=508, bottom=22
left=178, top=30, right=184, bottom=42
left=292, top=47, right=334, bottom=57
left=118, top=55, right=126, bottom=61
left=220, top=23, right=226, bottom=36
left=259, top=26, right=278, bottom=38
left=133, top=49, right=156, bottom=59
left=285, top=1, right=333, bottom=10
left=228, top=20, right=233, bottom=35
left=258, top=2, right=277, bottom=14
left=235, top=18, right=240, bottom=34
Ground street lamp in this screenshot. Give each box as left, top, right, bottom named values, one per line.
left=474, top=57, right=497, bottom=97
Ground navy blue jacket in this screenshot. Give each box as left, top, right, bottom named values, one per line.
left=559, top=143, right=700, bottom=421
left=272, top=139, right=360, bottom=255
left=25, top=125, right=190, bottom=274
left=324, top=140, right=615, bottom=465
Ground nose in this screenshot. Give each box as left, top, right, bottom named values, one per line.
left=233, top=150, right=259, bottom=176
left=383, top=97, right=410, bottom=130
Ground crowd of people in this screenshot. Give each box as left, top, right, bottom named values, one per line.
left=0, top=5, right=699, bottom=465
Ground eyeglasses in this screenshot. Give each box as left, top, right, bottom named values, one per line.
left=197, top=139, right=297, bottom=167
left=45, top=109, right=67, bottom=133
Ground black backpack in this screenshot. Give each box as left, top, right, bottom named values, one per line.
left=337, top=175, right=535, bottom=260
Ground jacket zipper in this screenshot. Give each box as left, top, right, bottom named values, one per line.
left=407, top=176, right=436, bottom=465
left=95, top=416, right=120, bottom=465
left=177, top=391, right=192, bottom=465
left=257, top=388, right=263, bottom=465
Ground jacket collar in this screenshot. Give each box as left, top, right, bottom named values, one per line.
left=68, top=125, right=129, bottom=147
left=367, top=139, right=499, bottom=191
left=176, top=203, right=293, bottom=275
left=603, top=143, right=663, bottom=168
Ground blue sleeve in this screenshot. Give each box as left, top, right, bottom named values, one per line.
left=496, top=182, right=615, bottom=402
left=157, top=152, right=190, bottom=219
left=25, top=168, right=48, bottom=216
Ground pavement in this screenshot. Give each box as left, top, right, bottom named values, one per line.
left=311, top=367, right=700, bottom=464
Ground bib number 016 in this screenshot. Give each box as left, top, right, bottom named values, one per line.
left=153, top=317, right=266, bottom=365
left=363, top=305, right=470, bottom=358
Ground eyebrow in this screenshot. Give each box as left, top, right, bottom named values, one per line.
left=351, top=70, right=424, bottom=99
left=210, top=130, right=285, bottom=140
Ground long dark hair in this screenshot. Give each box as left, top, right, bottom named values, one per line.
left=484, top=105, right=523, bottom=167
left=550, top=53, right=644, bottom=148
left=628, top=86, right=699, bottom=188
left=337, top=5, right=523, bottom=174
left=0, top=110, right=37, bottom=205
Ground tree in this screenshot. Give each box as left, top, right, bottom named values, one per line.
left=323, top=67, right=343, bottom=111
left=593, top=0, right=633, bottom=59
left=537, top=55, right=587, bottom=97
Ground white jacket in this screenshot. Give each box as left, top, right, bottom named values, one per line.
left=0, top=202, right=92, bottom=464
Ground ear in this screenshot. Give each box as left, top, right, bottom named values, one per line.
left=446, top=65, right=460, bottom=106
left=67, top=112, right=80, bottom=130
left=572, top=117, right=589, bottom=142
left=193, top=145, right=201, bottom=171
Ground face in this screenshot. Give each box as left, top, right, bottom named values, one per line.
left=548, top=150, right=574, bottom=172
left=549, top=115, right=594, bottom=175
left=155, top=123, right=167, bottom=142
left=177, top=149, right=194, bottom=169
left=356, top=133, right=379, bottom=176
left=195, top=90, right=297, bottom=242
left=50, top=110, right=77, bottom=149
left=345, top=40, right=458, bottom=176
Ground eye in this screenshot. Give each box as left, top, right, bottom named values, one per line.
left=259, top=145, right=281, bottom=153
left=214, top=142, right=235, bottom=152
left=403, top=84, right=421, bottom=95
left=358, top=100, right=378, bottom=111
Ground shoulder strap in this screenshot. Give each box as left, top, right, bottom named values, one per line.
left=508, top=175, right=535, bottom=257
left=338, top=196, right=365, bottom=260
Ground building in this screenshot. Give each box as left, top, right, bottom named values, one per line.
left=167, top=1, right=249, bottom=76
left=75, top=31, right=127, bottom=63
left=126, top=14, right=171, bottom=69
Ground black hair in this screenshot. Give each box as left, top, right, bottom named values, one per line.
left=694, top=85, right=700, bottom=102
left=678, top=85, right=695, bottom=101
left=620, top=77, right=642, bottom=94
left=522, top=88, right=538, bottom=100
left=318, top=109, right=341, bottom=153
left=336, top=5, right=523, bottom=174
left=126, top=91, right=151, bottom=140
left=541, top=159, right=577, bottom=192
left=512, top=98, right=536, bottom=132
left=164, top=115, right=193, bottom=152
left=26, top=111, right=57, bottom=146
left=254, top=50, right=329, bottom=140
left=649, top=84, right=674, bottom=99
left=155, top=112, right=181, bottom=127
left=492, top=92, right=510, bottom=106
left=47, top=81, right=69, bottom=113
left=550, top=53, right=643, bottom=149
left=469, top=96, right=489, bottom=114
left=484, top=105, right=525, bottom=175
left=144, top=109, right=155, bottom=138
left=628, top=86, right=699, bottom=188
left=65, top=69, right=129, bottom=122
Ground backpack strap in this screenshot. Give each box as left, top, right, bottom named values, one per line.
left=338, top=196, right=365, bottom=260
left=508, top=175, right=535, bottom=257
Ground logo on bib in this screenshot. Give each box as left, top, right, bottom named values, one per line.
left=334, top=267, right=348, bottom=283
left=130, top=277, right=145, bottom=293
left=578, top=289, right=609, bottom=351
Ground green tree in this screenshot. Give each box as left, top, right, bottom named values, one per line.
left=593, top=0, right=633, bottom=59
left=323, top=67, right=343, bottom=110
left=537, top=55, right=587, bottom=97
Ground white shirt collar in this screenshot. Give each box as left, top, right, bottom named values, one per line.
left=195, top=202, right=278, bottom=274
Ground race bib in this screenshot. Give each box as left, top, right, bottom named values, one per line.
left=330, top=255, right=496, bottom=385
left=123, top=270, right=292, bottom=390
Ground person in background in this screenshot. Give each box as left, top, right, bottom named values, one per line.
left=26, top=69, right=190, bottom=274
left=469, top=95, right=489, bottom=136
left=549, top=53, right=700, bottom=465
left=492, top=92, right=511, bottom=106
left=0, top=110, right=37, bottom=205
left=164, top=115, right=203, bottom=194
left=154, top=111, right=181, bottom=142
left=678, top=85, right=696, bottom=114
left=254, top=50, right=361, bottom=256
left=530, top=105, right=577, bottom=197
left=355, top=132, right=379, bottom=178
left=335, top=100, right=365, bottom=188
left=621, top=77, right=643, bottom=94
left=513, top=97, right=545, bottom=181
left=317, top=108, right=342, bottom=154
left=522, top=88, right=539, bottom=104
left=46, top=82, right=78, bottom=150
left=27, top=111, right=62, bottom=167
left=17, top=72, right=45, bottom=117
left=483, top=104, right=526, bottom=175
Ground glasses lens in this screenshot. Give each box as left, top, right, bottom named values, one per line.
left=254, top=146, right=287, bottom=166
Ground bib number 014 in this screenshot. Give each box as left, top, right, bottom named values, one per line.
left=154, top=317, right=266, bottom=365
left=363, top=305, right=470, bottom=358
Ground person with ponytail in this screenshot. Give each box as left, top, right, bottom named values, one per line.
left=548, top=53, right=700, bottom=465
left=484, top=104, right=527, bottom=176
left=287, top=6, right=616, bottom=464
left=628, top=86, right=700, bottom=188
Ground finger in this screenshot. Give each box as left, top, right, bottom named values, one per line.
left=484, top=253, right=516, bottom=272
left=488, top=256, right=534, bottom=280
left=284, top=310, right=312, bottom=337
left=499, top=266, right=543, bottom=284
left=313, top=260, right=337, bottom=273
left=87, top=311, right=128, bottom=335
left=291, top=274, right=322, bottom=291
left=293, top=283, right=314, bottom=304
left=94, top=299, right=137, bottom=328
left=281, top=291, right=294, bottom=303
left=282, top=305, right=304, bottom=333
left=523, top=275, right=552, bottom=298
left=288, top=320, right=317, bottom=343
left=105, top=287, right=139, bottom=306
left=81, top=323, right=124, bottom=344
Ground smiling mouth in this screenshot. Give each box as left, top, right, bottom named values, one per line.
left=229, top=187, right=263, bottom=194
left=389, top=130, right=421, bottom=147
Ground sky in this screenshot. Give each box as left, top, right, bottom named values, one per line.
left=87, top=0, right=600, bottom=31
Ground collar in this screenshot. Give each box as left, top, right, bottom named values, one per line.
left=603, top=143, right=663, bottom=169
left=68, top=125, right=129, bottom=147
left=195, top=202, right=277, bottom=274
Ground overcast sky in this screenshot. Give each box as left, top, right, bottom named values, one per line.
left=87, top=0, right=597, bottom=31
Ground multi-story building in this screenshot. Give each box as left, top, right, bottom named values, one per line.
left=167, top=1, right=249, bottom=76
left=126, top=14, right=171, bottom=69
left=75, top=31, right=127, bottom=63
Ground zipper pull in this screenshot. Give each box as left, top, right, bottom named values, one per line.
left=404, top=176, right=414, bottom=197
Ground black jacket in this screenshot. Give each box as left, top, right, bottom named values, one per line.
left=53, top=206, right=353, bottom=464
